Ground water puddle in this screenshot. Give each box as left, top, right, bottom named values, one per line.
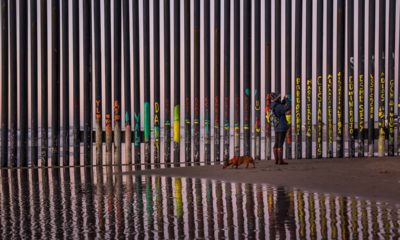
left=0, top=167, right=399, bottom=239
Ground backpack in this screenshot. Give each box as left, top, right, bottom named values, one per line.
left=270, top=106, right=280, bottom=129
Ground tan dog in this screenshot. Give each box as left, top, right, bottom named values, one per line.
left=223, top=155, right=255, bottom=169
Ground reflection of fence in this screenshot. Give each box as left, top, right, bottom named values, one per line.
left=1, top=168, right=399, bottom=239
left=0, top=0, right=400, bottom=168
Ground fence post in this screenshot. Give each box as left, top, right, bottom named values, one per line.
left=223, top=0, right=230, bottom=163
left=173, top=0, right=181, bottom=167
left=326, top=0, right=333, bottom=158
left=193, top=0, right=200, bottom=165
left=62, top=0, right=70, bottom=165
left=214, top=0, right=221, bottom=163
left=358, top=0, right=365, bottom=157
left=19, top=0, right=28, bottom=166
left=31, top=0, right=39, bottom=165
left=336, top=0, right=345, bottom=158
left=94, top=0, right=102, bottom=165
left=124, top=0, right=132, bottom=165
left=114, top=0, right=122, bottom=165
left=388, top=0, right=395, bottom=156
left=243, top=0, right=251, bottom=157
left=265, top=0, right=272, bottom=160
left=285, top=0, right=292, bottom=160
left=162, top=0, right=171, bottom=167
left=72, top=0, right=80, bottom=165
left=305, top=0, right=312, bottom=159
left=367, top=0, right=375, bottom=157
left=51, top=0, right=60, bottom=166
left=83, top=0, right=92, bottom=165
left=347, top=0, right=355, bottom=158
left=377, top=0, right=386, bottom=157
left=233, top=0, right=240, bottom=158
left=316, top=0, right=323, bottom=159
left=0, top=0, right=8, bottom=167
left=204, top=0, right=211, bottom=163
left=184, top=0, right=191, bottom=166
left=153, top=0, right=161, bottom=167
left=144, top=0, right=151, bottom=168
left=105, top=0, right=112, bottom=165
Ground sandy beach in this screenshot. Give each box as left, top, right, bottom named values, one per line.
left=132, top=157, right=400, bottom=206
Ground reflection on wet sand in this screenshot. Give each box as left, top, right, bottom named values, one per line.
left=0, top=167, right=399, bottom=239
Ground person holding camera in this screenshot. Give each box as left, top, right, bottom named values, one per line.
left=270, top=93, right=291, bottom=165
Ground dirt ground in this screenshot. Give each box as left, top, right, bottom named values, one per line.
left=132, top=157, right=400, bottom=206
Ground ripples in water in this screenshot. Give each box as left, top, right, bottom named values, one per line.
left=0, top=167, right=399, bottom=239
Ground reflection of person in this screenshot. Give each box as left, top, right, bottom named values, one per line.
left=271, top=93, right=291, bottom=165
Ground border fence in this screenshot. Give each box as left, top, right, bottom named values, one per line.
left=0, top=0, right=400, bottom=169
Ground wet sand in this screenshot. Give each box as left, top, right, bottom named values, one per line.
left=132, top=157, right=400, bottom=205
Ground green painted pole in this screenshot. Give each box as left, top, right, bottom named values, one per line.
left=0, top=0, right=8, bottom=167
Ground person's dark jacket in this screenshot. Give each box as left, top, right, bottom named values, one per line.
left=271, top=99, right=291, bottom=133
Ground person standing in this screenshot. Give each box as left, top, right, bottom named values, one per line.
left=271, top=93, right=291, bottom=164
